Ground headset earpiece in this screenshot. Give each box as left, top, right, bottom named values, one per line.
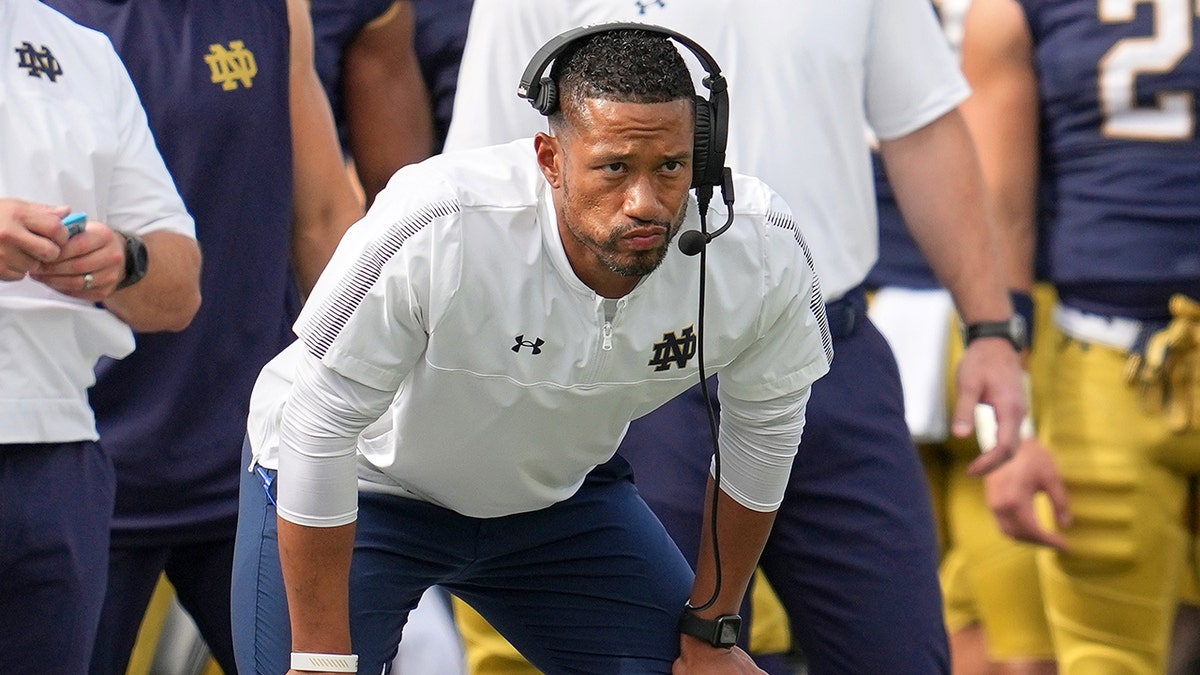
left=534, top=77, right=558, bottom=116
left=692, top=95, right=714, bottom=190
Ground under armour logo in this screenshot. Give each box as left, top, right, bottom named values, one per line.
left=648, top=326, right=697, bottom=371
left=205, top=40, right=257, bottom=90
left=512, top=335, right=545, bottom=355
left=14, top=42, right=62, bottom=81
left=634, top=0, right=666, bottom=13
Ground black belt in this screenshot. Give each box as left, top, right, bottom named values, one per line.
left=825, top=285, right=865, bottom=339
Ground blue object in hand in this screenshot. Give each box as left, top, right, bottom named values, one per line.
left=62, top=212, right=87, bottom=237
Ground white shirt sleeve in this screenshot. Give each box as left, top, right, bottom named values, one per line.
left=443, top=0, right=569, bottom=151
left=715, top=385, right=811, bottom=512
left=711, top=180, right=831, bottom=511
left=863, top=0, right=970, bottom=140
left=104, top=46, right=195, bottom=238
left=276, top=349, right=394, bottom=527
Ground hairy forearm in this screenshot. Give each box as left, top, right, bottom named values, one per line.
left=104, top=230, right=201, bottom=332
left=959, top=0, right=1041, bottom=294
left=880, top=110, right=1013, bottom=324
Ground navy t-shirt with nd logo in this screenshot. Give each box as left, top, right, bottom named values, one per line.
left=44, top=0, right=298, bottom=543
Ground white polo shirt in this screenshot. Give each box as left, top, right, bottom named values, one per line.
left=444, top=0, right=969, bottom=300
left=249, top=139, right=831, bottom=522
left=0, top=0, right=194, bottom=443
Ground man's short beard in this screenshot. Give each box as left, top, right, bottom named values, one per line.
left=602, top=238, right=672, bottom=277
left=566, top=205, right=686, bottom=278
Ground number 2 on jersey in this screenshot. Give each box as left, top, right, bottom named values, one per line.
left=1098, top=0, right=1198, bottom=140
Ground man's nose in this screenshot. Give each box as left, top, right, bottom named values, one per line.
left=623, top=174, right=666, bottom=221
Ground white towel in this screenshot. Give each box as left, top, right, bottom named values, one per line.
left=868, top=287, right=956, bottom=443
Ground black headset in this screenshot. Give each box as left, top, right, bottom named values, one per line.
left=517, top=22, right=736, bottom=256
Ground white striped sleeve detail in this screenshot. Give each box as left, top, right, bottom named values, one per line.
left=299, top=199, right=460, bottom=359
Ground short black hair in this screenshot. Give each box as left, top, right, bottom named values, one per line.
left=548, top=29, right=695, bottom=130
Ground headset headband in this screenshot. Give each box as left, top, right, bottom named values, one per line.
left=517, top=22, right=728, bottom=106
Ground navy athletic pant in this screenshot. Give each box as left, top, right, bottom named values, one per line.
left=89, top=537, right=237, bottom=675
left=0, top=441, right=114, bottom=675
left=618, top=288, right=951, bottom=674
left=231, top=442, right=695, bottom=675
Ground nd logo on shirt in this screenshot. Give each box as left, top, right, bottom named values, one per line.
left=648, top=326, right=697, bottom=371
left=205, top=40, right=257, bottom=90
left=14, top=41, right=62, bottom=81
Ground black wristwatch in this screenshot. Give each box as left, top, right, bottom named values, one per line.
left=678, top=606, right=742, bottom=649
left=115, top=232, right=149, bottom=290
left=962, top=315, right=1028, bottom=352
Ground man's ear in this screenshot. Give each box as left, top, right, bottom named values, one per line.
left=534, top=132, right=563, bottom=188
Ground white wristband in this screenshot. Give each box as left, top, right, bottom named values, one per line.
left=290, top=652, right=359, bottom=673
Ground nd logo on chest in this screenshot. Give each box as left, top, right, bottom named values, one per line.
left=205, top=40, right=257, bottom=90
left=508, top=326, right=697, bottom=371
left=649, top=326, right=696, bottom=371
left=14, top=41, right=62, bottom=81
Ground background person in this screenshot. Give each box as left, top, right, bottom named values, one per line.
left=960, top=0, right=1200, bottom=671
left=445, top=2, right=1054, bottom=672
left=0, top=2, right=201, bottom=672
left=867, top=1, right=1061, bottom=672
left=41, top=0, right=362, bottom=672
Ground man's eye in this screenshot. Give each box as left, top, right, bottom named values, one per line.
left=601, top=163, right=624, bottom=173
left=663, top=161, right=684, bottom=172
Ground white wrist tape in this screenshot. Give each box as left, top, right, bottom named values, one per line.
left=290, top=652, right=359, bottom=673
left=974, top=372, right=1036, bottom=453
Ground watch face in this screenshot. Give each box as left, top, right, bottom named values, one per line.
left=717, top=617, right=741, bottom=646
left=1011, top=315, right=1028, bottom=348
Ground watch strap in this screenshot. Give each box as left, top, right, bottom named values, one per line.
left=678, top=607, right=741, bottom=648
left=963, top=316, right=1027, bottom=351
left=115, top=232, right=148, bottom=290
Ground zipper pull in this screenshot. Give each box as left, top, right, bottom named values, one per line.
left=602, top=321, right=613, bottom=351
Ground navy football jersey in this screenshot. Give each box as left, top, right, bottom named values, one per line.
left=45, top=0, right=297, bottom=543
left=1021, top=0, right=1200, bottom=316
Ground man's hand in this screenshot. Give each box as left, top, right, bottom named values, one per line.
left=29, top=218, right=128, bottom=301
left=984, top=437, right=1071, bottom=549
left=674, top=635, right=766, bottom=674
left=0, top=199, right=70, bottom=280
left=954, top=338, right=1027, bottom=475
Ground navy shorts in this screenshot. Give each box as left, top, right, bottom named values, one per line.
left=232, top=440, right=695, bottom=675
left=619, top=289, right=950, bottom=674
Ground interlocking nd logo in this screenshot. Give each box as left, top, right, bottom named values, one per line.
left=648, top=326, right=697, bottom=371
left=15, top=42, right=63, bottom=82
left=205, top=40, right=257, bottom=90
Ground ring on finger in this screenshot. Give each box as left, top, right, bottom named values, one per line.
left=83, top=272, right=94, bottom=290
